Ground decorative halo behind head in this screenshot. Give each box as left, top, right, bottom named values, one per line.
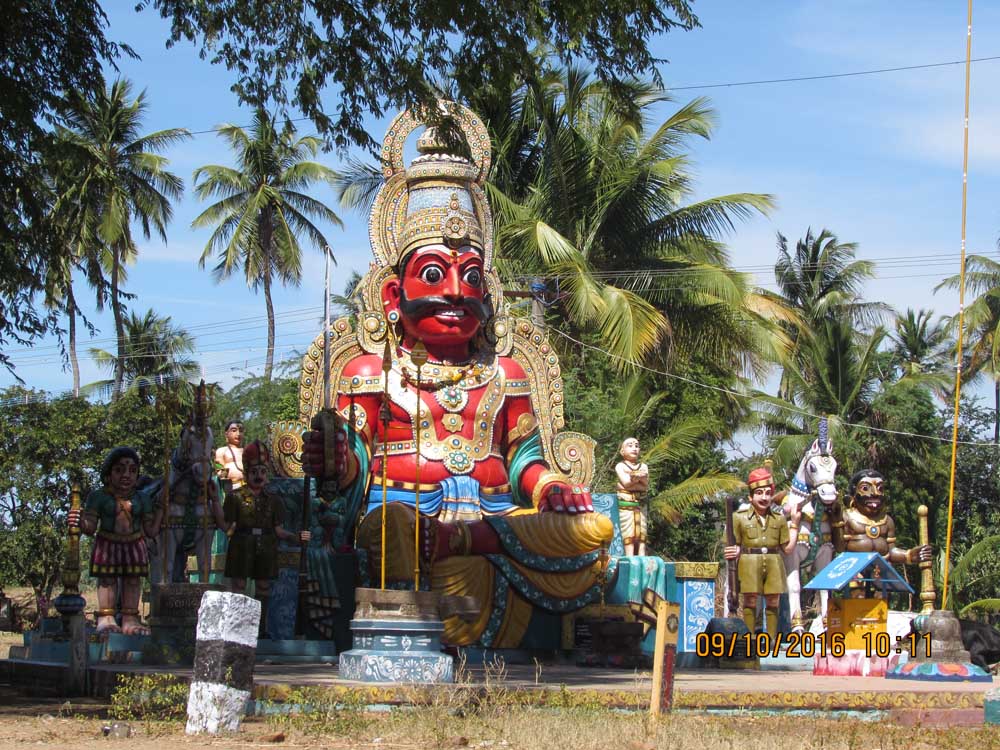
left=369, top=101, right=494, bottom=272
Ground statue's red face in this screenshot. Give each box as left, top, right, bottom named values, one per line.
left=382, top=244, right=487, bottom=360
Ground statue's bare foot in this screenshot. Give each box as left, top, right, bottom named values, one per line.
left=121, top=616, right=150, bottom=636
left=96, top=615, right=121, bottom=635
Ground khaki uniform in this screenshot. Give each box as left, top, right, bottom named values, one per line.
left=733, top=506, right=789, bottom=594
left=223, top=487, right=282, bottom=580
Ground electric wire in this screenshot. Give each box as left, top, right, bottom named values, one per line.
left=548, top=325, right=999, bottom=449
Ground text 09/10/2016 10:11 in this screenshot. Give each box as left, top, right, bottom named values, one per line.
left=695, top=630, right=932, bottom=659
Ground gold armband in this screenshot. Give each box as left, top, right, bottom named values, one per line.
left=831, top=520, right=846, bottom=528
left=531, top=469, right=565, bottom=508
left=904, top=548, right=916, bottom=564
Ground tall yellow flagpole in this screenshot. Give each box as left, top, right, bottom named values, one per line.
left=942, top=0, right=974, bottom=609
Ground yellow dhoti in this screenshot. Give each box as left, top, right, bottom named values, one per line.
left=356, top=503, right=614, bottom=646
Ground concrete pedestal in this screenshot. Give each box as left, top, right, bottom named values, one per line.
left=338, top=588, right=453, bottom=683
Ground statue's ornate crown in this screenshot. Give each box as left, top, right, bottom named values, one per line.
left=369, top=101, right=493, bottom=271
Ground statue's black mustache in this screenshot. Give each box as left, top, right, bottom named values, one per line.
left=399, top=290, right=491, bottom=324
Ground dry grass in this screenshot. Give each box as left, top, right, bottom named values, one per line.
left=2, top=710, right=1000, bottom=750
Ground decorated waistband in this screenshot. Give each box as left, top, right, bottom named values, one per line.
left=371, top=477, right=512, bottom=495
left=364, top=475, right=516, bottom=518
left=96, top=529, right=143, bottom=543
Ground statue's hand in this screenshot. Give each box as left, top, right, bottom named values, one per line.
left=67, top=508, right=81, bottom=529
left=914, top=544, right=933, bottom=563
left=723, top=544, right=741, bottom=560
left=538, top=482, right=593, bottom=514
left=301, top=426, right=348, bottom=478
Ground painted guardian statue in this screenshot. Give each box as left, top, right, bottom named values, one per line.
left=301, top=102, right=614, bottom=648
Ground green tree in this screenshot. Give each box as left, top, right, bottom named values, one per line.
left=56, top=79, right=189, bottom=401
left=142, top=0, right=698, bottom=151
left=937, top=255, right=1000, bottom=441
left=0, top=389, right=105, bottom=611
left=886, top=308, right=952, bottom=398
left=487, top=70, right=781, bottom=372
left=83, top=308, right=199, bottom=399
left=192, top=109, right=342, bottom=381
left=0, top=1, right=130, bottom=373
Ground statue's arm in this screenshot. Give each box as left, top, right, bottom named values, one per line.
left=68, top=490, right=102, bottom=535
left=829, top=501, right=847, bottom=552
left=614, top=462, right=631, bottom=488
left=502, top=384, right=592, bottom=513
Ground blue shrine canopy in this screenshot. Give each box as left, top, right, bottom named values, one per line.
left=804, top=552, right=915, bottom=595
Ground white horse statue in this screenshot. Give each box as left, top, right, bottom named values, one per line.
left=782, top=418, right=838, bottom=632
left=148, top=420, right=223, bottom=585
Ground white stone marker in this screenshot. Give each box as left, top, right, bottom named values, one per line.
left=185, top=591, right=260, bottom=734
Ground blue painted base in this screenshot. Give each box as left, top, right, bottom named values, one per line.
left=15, top=627, right=147, bottom=664
left=257, top=638, right=337, bottom=664
left=886, top=660, right=993, bottom=682
left=985, top=688, right=1000, bottom=724
left=339, top=617, right=453, bottom=683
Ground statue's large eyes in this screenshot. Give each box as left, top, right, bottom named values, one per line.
left=463, top=268, right=482, bottom=287
left=420, top=264, right=445, bottom=284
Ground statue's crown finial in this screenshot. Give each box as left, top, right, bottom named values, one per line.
left=369, top=101, right=494, bottom=271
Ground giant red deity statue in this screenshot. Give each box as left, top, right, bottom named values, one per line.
left=302, top=103, right=614, bottom=647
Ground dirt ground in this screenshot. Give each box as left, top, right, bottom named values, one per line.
left=2, top=689, right=1000, bottom=750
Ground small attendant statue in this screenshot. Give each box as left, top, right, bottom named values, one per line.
left=615, top=437, right=650, bottom=556
left=68, top=447, right=160, bottom=635
left=215, top=420, right=245, bottom=492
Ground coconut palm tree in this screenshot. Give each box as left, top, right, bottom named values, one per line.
left=55, top=79, right=189, bottom=401
left=41, top=139, right=111, bottom=397
left=887, top=308, right=953, bottom=398
left=192, top=109, right=342, bottom=381
left=772, top=228, right=887, bottom=332
left=84, top=309, right=199, bottom=399
left=937, top=255, right=1000, bottom=440
left=488, top=69, right=784, bottom=373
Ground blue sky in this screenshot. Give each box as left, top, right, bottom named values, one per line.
left=4, top=1, right=999, bottom=427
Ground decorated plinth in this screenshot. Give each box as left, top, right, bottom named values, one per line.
left=887, top=610, right=992, bottom=683
left=144, top=582, right=222, bottom=664
left=338, top=588, right=453, bottom=683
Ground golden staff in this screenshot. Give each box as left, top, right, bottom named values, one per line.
left=411, top=340, right=428, bottom=590
left=379, top=336, right=392, bottom=590
left=918, top=505, right=935, bottom=615
left=60, top=483, right=83, bottom=601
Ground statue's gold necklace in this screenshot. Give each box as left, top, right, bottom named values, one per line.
left=396, top=349, right=496, bottom=404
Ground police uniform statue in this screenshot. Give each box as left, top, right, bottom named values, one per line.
left=724, top=466, right=801, bottom=635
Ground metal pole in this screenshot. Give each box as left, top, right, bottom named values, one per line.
left=942, top=0, right=974, bottom=609
left=411, top=341, right=428, bottom=590
left=324, top=246, right=332, bottom=410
